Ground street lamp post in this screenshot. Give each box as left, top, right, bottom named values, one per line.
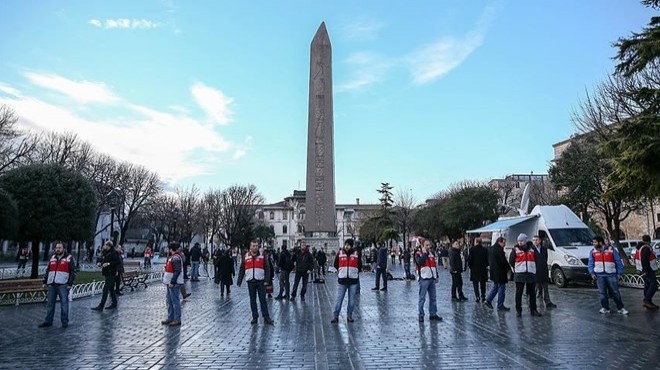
left=172, top=207, right=181, bottom=243
left=106, top=189, right=121, bottom=245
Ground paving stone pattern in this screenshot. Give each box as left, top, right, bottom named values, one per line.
left=0, top=264, right=658, bottom=370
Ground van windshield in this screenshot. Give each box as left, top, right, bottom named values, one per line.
left=549, top=228, right=595, bottom=247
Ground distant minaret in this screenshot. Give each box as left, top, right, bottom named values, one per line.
left=305, top=22, right=337, bottom=237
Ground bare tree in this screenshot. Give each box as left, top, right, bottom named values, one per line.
left=201, top=188, right=224, bottom=250
left=115, top=164, right=162, bottom=245
left=217, top=184, right=264, bottom=252
left=0, top=104, right=36, bottom=174
left=176, top=185, right=202, bottom=246
left=394, top=189, right=417, bottom=249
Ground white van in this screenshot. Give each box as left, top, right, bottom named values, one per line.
left=468, top=205, right=595, bottom=288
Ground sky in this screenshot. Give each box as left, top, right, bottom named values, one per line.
left=0, top=1, right=655, bottom=205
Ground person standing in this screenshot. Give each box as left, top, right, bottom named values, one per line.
left=532, top=235, right=557, bottom=308
left=237, top=240, right=274, bottom=325
left=635, top=235, right=659, bottom=310
left=161, top=243, right=184, bottom=327
left=92, top=241, right=120, bottom=311
left=440, top=246, right=449, bottom=269
left=416, top=239, right=442, bottom=322
left=182, top=245, right=191, bottom=280
left=39, top=242, right=75, bottom=328
left=449, top=241, right=467, bottom=302
left=275, top=244, right=293, bottom=300
left=403, top=246, right=413, bottom=280
left=509, top=234, right=542, bottom=317
left=372, top=243, right=388, bottom=291
left=143, top=244, right=153, bottom=269
left=467, top=238, right=489, bottom=302
left=16, top=244, right=31, bottom=277
left=316, top=249, right=327, bottom=277
left=588, top=235, right=628, bottom=314
left=331, top=239, right=362, bottom=323
left=218, top=249, right=235, bottom=296
left=114, top=245, right=125, bottom=296
left=190, top=243, right=202, bottom=282
left=484, top=237, right=510, bottom=311
left=291, top=244, right=313, bottom=301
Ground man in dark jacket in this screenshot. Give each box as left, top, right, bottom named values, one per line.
left=218, top=249, right=235, bottom=296
left=182, top=245, right=191, bottom=280
left=467, top=238, right=489, bottom=302
left=92, top=241, right=120, bottom=311
left=638, top=235, right=659, bottom=310
left=190, top=243, right=202, bottom=281
left=372, top=243, right=388, bottom=291
left=316, top=249, right=327, bottom=276
left=331, top=239, right=362, bottom=323
left=275, top=245, right=293, bottom=300
left=290, top=244, right=313, bottom=301
left=449, top=241, right=467, bottom=301
left=509, top=233, right=542, bottom=317
left=403, top=246, right=413, bottom=280
left=484, top=237, right=510, bottom=311
left=533, top=235, right=556, bottom=308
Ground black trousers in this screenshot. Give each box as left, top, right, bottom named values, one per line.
left=114, top=272, right=122, bottom=293
left=451, top=272, right=465, bottom=298
left=100, top=275, right=117, bottom=306
left=473, top=280, right=487, bottom=299
left=515, top=282, right=537, bottom=313
left=375, top=267, right=388, bottom=289
left=291, top=272, right=308, bottom=298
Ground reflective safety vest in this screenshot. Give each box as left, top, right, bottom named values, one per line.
left=418, top=252, right=438, bottom=280
left=244, top=253, right=265, bottom=281
left=144, top=248, right=153, bottom=258
left=337, top=250, right=359, bottom=279
left=163, top=254, right=184, bottom=285
left=635, top=245, right=659, bottom=272
left=46, top=254, right=73, bottom=285
left=514, top=248, right=536, bottom=274
left=592, top=248, right=616, bottom=274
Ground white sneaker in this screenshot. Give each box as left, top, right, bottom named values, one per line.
left=617, top=308, right=629, bottom=315
left=599, top=308, right=610, bottom=314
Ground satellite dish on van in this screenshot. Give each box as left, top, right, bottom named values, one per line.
left=519, top=183, right=530, bottom=216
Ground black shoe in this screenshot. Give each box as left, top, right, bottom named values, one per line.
left=38, top=322, right=52, bottom=328
left=516, top=311, right=522, bottom=317
left=451, top=297, right=460, bottom=302
left=498, top=306, right=511, bottom=311
left=331, top=317, right=339, bottom=324
left=475, top=297, right=481, bottom=303
left=161, top=320, right=173, bottom=325
left=62, top=323, right=68, bottom=328
left=251, top=318, right=258, bottom=325
left=274, top=296, right=283, bottom=300
left=220, top=293, right=224, bottom=297
left=105, top=304, right=117, bottom=310
left=531, top=311, right=543, bottom=317
left=484, top=301, right=494, bottom=309
left=546, top=302, right=557, bottom=308
left=183, top=293, right=191, bottom=299
left=290, top=296, right=296, bottom=301
left=91, top=305, right=103, bottom=311
left=264, top=318, right=275, bottom=325
left=347, top=316, right=354, bottom=323
left=169, top=321, right=181, bottom=327
left=429, top=315, right=443, bottom=321
left=380, top=288, right=387, bottom=291
left=459, top=297, right=468, bottom=301
left=418, top=316, right=424, bottom=322
left=371, top=287, right=379, bottom=291
left=301, top=296, right=305, bottom=302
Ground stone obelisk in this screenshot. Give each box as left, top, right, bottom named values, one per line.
left=305, top=22, right=337, bottom=251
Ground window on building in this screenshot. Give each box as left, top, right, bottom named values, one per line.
left=269, top=225, right=274, bottom=233
left=269, top=211, right=274, bottom=220
left=283, top=240, right=288, bottom=248
left=657, top=213, right=660, bottom=222
left=283, top=211, right=288, bottom=220
left=283, top=225, right=288, bottom=234
left=258, top=211, right=264, bottom=220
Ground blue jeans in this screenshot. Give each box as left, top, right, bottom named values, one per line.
left=486, top=282, right=507, bottom=308
left=166, top=285, right=181, bottom=322
left=404, top=263, right=411, bottom=279
left=191, top=262, right=200, bottom=280
left=643, top=273, right=658, bottom=301
left=418, top=279, right=437, bottom=316
left=45, top=284, right=69, bottom=325
left=596, top=275, right=623, bottom=310
left=333, top=283, right=358, bottom=318
left=247, top=281, right=271, bottom=319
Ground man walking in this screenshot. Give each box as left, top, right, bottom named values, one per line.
left=331, top=239, right=362, bottom=323
left=588, top=236, right=628, bottom=314
left=161, top=243, right=184, bottom=326
left=316, top=249, right=327, bottom=276
left=16, top=244, right=31, bottom=277
left=509, top=234, right=542, bottom=317
left=532, top=235, right=557, bottom=308
left=403, top=246, right=413, bottom=280
left=449, top=241, right=467, bottom=301
left=635, top=235, right=659, bottom=310
left=290, top=244, right=313, bottom=301
left=416, top=239, right=442, bottom=322
left=92, top=241, right=120, bottom=311
left=484, top=237, right=510, bottom=311
left=237, top=240, right=274, bottom=325
left=467, top=238, right=489, bottom=302
left=275, top=244, right=293, bottom=300
left=190, top=242, right=202, bottom=282
left=372, top=243, right=388, bottom=291
left=39, top=242, right=75, bottom=328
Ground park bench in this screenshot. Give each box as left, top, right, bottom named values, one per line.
left=120, top=260, right=148, bottom=292
left=0, top=279, right=45, bottom=305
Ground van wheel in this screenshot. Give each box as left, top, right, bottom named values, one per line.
left=553, top=267, right=568, bottom=288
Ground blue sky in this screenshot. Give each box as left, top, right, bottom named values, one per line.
left=0, top=1, right=655, bottom=204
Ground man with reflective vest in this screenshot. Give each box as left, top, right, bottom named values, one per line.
left=39, top=242, right=76, bottom=328
left=635, top=235, right=659, bottom=310
left=508, top=233, right=542, bottom=317
left=238, top=239, right=274, bottom=325
left=331, top=239, right=362, bottom=323
left=143, top=244, right=153, bottom=269
left=161, top=243, right=184, bottom=326
left=415, top=238, right=442, bottom=322
left=588, top=235, right=628, bottom=314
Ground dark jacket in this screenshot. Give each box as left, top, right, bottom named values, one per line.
left=182, top=247, right=191, bottom=266
left=316, top=250, right=327, bottom=265
left=533, top=244, right=550, bottom=283
left=449, top=247, right=463, bottom=273
left=376, top=246, right=388, bottom=269
left=278, top=249, right=294, bottom=272
left=237, top=251, right=272, bottom=285
left=99, top=248, right=120, bottom=277
left=508, top=242, right=537, bottom=283
left=334, top=248, right=362, bottom=285
left=488, top=243, right=509, bottom=283
left=217, top=251, right=234, bottom=284
left=295, top=249, right=314, bottom=273
left=467, top=243, right=489, bottom=282
left=190, top=245, right=202, bottom=262
left=403, top=249, right=411, bottom=265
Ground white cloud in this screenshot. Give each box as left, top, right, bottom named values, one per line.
left=88, top=18, right=159, bottom=29
left=340, top=18, right=386, bottom=40
left=407, top=5, right=498, bottom=84
left=0, top=82, right=22, bottom=98
left=191, top=82, right=234, bottom=125
left=337, top=52, right=393, bottom=92
left=22, top=71, right=120, bottom=104
left=233, top=149, right=246, bottom=160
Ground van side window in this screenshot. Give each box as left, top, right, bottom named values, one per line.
left=538, top=230, right=553, bottom=250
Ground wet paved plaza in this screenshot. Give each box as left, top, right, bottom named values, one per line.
left=0, top=264, right=659, bottom=370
